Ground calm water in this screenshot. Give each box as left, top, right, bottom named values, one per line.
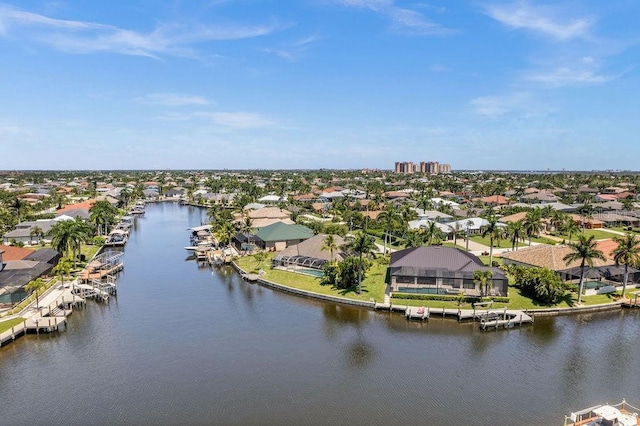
left=2, top=202, right=639, bottom=426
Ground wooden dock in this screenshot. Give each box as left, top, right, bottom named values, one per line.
left=378, top=305, right=534, bottom=329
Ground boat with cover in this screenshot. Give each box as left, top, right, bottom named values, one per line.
left=564, top=400, right=639, bottom=425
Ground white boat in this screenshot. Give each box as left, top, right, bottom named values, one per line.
left=564, top=400, right=639, bottom=425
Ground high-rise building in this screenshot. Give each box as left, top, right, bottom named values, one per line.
left=395, top=160, right=451, bottom=174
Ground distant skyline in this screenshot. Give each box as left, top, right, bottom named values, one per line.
left=1, top=1, right=639, bottom=171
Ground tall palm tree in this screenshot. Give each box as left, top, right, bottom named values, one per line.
left=322, top=234, right=339, bottom=261
left=452, top=222, right=464, bottom=247
left=563, top=234, right=606, bottom=304
left=69, top=218, right=93, bottom=267
left=29, top=225, right=44, bottom=245
left=215, top=220, right=236, bottom=250
left=562, top=216, right=580, bottom=243
left=377, top=205, right=401, bottom=254
left=481, top=215, right=504, bottom=266
left=473, top=269, right=493, bottom=298
left=26, top=277, right=46, bottom=310
left=344, top=231, right=377, bottom=294
left=90, top=200, right=117, bottom=235
left=612, top=233, right=640, bottom=299
left=50, top=219, right=75, bottom=258
left=424, top=221, right=444, bottom=246
left=240, top=216, right=254, bottom=248
left=507, top=220, right=526, bottom=251
left=404, top=229, right=425, bottom=248
left=522, top=209, right=543, bottom=246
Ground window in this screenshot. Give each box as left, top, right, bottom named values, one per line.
left=396, top=275, right=414, bottom=284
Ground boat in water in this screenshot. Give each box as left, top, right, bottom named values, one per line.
left=564, top=400, right=639, bottom=425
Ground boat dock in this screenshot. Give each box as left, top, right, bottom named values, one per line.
left=79, top=251, right=124, bottom=282
left=373, top=303, right=534, bottom=329
left=0, top=284, right=85, bottom=347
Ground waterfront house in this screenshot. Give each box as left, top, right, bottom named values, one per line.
left=253, top=222, right=314, bottom=251
left=389, top=246, right=508, bottom=297
left=272, top=234, right=347, bottom=271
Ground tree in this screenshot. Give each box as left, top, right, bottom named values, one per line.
left=25, top=277, right=46, bottom=310
left=68, top=218, right=93, bottom=267
left=562, top=216, right=580, bottom=243
left=404, top=229, right=425, bottom=248
left=506, top=220, right=526, bottom=251
left=480, top=215, right=504, bottom=266
left=215, top=220, right=236, bottom=249
left=90, top=200, right=118, bottom=236
left=424, top=221, right=444, bottom=246
left=377, top=205, right=401, bottom=254
left=50, top=219, right=75, bottom=258
left=612, top=233, right=640, bottom=299
left=344, top=231, right=377, bottom=294
left=473, top=269, right=493, bottom=298
left=451, top=222, right=464, bottom=247
left=563, top=234, right=606, bottom=304
left=29, top=225, right=44, bottom=245
left=53, top=257, right=73, bottom=289
left=522, top=209, right=543, bottom=247
left=321, top=234, right=339, bottom=261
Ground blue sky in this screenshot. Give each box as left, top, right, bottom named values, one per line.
left=1, top=1, right=639, bottom=171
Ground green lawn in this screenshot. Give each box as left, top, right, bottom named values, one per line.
left=235, top=254, right=388, bottom=302
left=0, top=317, right=25, bottom=333
left=580, top=229, right=620, bottom=240
left=469, top=235, right=522, bottom=249
left=391, top=286, right=620, bottom=311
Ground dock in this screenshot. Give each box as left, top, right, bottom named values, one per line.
left=373, top=303, right=534, bottom=329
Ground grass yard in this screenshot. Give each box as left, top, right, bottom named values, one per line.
left=469, top=235, right=522, bottom=249
left=235, top=254, right=388, bottom=302
left=0, top=317, right=25, bottom=333
left=580, top=229, right=620, bottom=240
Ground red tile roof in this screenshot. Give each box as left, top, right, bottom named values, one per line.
left=0, top=245, right=35, bottom=261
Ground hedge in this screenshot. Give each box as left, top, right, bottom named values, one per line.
left=391, top=293, right=510, bottom=304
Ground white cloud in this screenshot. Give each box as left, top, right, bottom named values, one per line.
left=210, top=112, right=280, bottom=129
left=525, top=67, right=618, bottom=87
left=470, top=92, right=532, bottom=118
left=0, top=4, right=285, bottom=58
left=484, top=1, right=594, bottom=40
left=334, top=0, right=453, bottom=36
left=260, top=34, right=319, bottom=61
left=137, top=93, right=210, bottom=106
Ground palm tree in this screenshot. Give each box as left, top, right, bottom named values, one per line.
left=344, top=231, right=377, bottom=294
left=424, top=221, right=444, bottom=245
left=90, top=200, right=117, bottom=235
left=377, top=205, right=401, bottom=254
left=612, top=233, right=640, bottom=299
left=68, top=218, right=93, bottom=267
left=240, top=217, right=254, bottom=249
left=563, top=234, right=606, bottom=305
left=215, top=220, right=236, bottom=250
left=404, top=229, right=425, bottom=248
left=522, top=209, right=543, bottom=246
left=53, top=257, right=73, bottom=289
left=562, top=216, right=580, bottom=243
left=322, top=234, right=339, bottom=261
left=26, top=277, right=46, bottom=310
left=451, top=222, right=464, bottom=247
left=506, top=220, right=526, bottom=251
left=481, top=215, right=504, bottom=266
left=29, top=225, right=44, bottom=245
left=50, top=219, right=75, bottom=258
left=473, top=269, right=493, bottom=298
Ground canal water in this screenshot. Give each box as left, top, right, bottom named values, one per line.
left=1, top=202, right=639, bottom=425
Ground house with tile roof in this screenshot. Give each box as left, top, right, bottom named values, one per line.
left=389, top=246, right=508, bottom=296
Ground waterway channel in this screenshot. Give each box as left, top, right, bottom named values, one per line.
left=1, top=202, right=639, bottom=425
